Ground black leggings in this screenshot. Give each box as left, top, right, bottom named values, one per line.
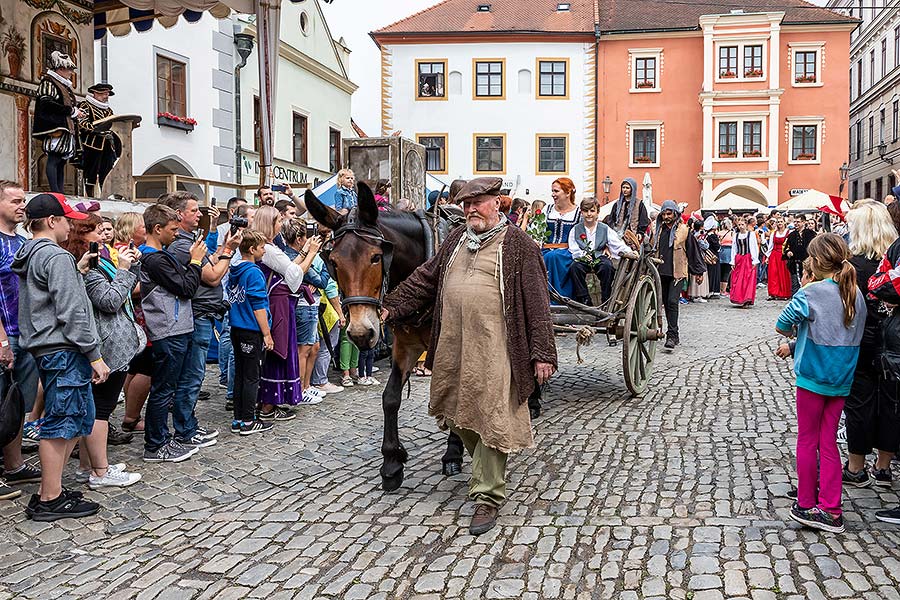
left=659, top=275, right=682, bottom=338
left=91, top=370, right=128, bottom=421
left=46, top=153, right=67, bottom=193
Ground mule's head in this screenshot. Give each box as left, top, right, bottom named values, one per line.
left=305, top=182, right=385, bottom=350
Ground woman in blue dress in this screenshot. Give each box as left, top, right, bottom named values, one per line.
left=543, top=177, right=581, bottom=300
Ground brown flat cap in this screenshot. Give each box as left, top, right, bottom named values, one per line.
left=455, top=177, right=502, bottom=203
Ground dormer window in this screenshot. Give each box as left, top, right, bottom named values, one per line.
left=557, top=3, right=571, bottom=11
left=477, top=4, right=491, bottom=12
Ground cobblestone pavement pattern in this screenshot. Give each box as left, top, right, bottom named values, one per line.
left=2, top=299, right=900, bottom=600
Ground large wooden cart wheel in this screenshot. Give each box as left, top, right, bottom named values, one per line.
left=622, top=274, right=661, bottom=396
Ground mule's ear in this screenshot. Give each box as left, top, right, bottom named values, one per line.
left=305, top=189, right=342, bottom=231
left=357, top=182, right=379, bottom=227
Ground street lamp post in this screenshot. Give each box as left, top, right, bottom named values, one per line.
left=234, top=30, right=255, bottom=186
left=602, top=175, right=613, bottom=204
left=838, top=161, right=850, bottom=198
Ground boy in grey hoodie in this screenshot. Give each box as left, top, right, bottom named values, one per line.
left=11, top=193, right=110, bottom=521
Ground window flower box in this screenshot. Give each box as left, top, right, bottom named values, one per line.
left=795, top=153, right=816, bottom=161
left=720, top=71, right=737, bottom=79
left=795, top=75, right=817, bottom=84
left=744, top=68, right=764, bottom=78
left=157, top=112, right=197, bottom=132
left=743, top=150, right=762, bottom=158
left=636, top=80, right=656, bottom=89
left=719, top=151, right=737, bottom=158
left=634, top=156, right=654, bottom=164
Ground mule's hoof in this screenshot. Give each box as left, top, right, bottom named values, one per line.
left=442, top=461, right=462, bottom=477
left=382, top=471, right=403, bottom=492
left=530, top=407, right=541, bottom=420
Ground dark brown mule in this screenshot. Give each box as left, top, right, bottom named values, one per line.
left=304, top=183, right=461, bottom=491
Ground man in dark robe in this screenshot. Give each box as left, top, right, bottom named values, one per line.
left=77, top=83, right=122, bottom=198
left=32, top=52, right=83, bottom=193
left=605, top=178, right=650, bottom=241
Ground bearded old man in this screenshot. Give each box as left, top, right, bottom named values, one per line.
left=382, top=177, right=557, bottom=535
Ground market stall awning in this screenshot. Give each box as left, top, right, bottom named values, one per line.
left=93, top=0, right=239, bottom=39
left=778, top=189, right=848, bottom=213
left=707, top=192, right=769, bottom=213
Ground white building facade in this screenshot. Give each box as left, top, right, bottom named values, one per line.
left=236, top=0, right=357, bottom=189
left=96, top=0, right=356, bottom=201
left=97, top=14, right=238, bottom=200
left=373, top=5, right=597, bottom=201
left=830, top=0, right=900, bottom=201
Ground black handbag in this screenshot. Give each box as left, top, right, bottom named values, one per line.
left=0, top=371, right=23, bottom=448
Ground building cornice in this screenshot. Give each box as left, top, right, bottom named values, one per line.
left=243, top=24, right=358, bottom=95
left=850, top=70, right=900, bottom=116
left=698, top=170, right=784, bottom=180
left=370, top=31, right=595, bottom=48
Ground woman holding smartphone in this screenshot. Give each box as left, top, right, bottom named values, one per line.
left=61, top=212, right=144, bottom=489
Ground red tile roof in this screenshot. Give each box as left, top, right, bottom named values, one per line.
left=372, top=0, right=855, bottom=38
left=599, top=0, right=857, bottom=33
left=374, top=0, right=596, bottom=36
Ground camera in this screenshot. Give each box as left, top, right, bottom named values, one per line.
left=306, top=221, right=318, bottom=238
left=271, top=184, right=286, bottom=193
left=229, top=216, right=249, bottom=235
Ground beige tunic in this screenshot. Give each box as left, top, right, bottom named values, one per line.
left=429, top=230, right=534, bottom=453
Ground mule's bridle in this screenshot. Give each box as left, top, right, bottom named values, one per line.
left=321, top=212, right=394, bottom=312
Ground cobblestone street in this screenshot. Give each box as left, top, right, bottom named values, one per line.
left=2, top=298, right=900, bottom=600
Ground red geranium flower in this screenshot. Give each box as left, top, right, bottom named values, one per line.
left=580, top=233, right=587, bottom=240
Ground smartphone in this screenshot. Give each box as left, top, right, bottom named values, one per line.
left=210, top=197, right=217, bottom=208
left=305, top=221, right=318, bottom=238
left=271, top=184, right=286, bottom=193
left=194, top=229, right=206, bottom=243
left=89, top=242, right=99, bottom=269
left=128, top=240, right=135, bottom=250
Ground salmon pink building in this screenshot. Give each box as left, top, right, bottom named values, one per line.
left=373, top=0, right=857, bottom=211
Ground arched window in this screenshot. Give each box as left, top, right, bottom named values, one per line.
left=449, top=71, right=463, bottom=95
left=518, top=69, right=532, bottom=94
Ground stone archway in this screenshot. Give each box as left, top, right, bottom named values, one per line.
left=709, top=178, right=772, bottom=208
left=135, top=156, right=203, bottom=200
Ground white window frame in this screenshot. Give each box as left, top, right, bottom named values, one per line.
left=712, top=113, right=769, bottom=162
left=629, top=48, right=663, bottom=93
left=714, top=38, right=768, bottom=83
left=789, top=42, right=825, bottom=88
left=628, top=121, right=662, bottom=168
left=787, top=117, right=824, bottom=165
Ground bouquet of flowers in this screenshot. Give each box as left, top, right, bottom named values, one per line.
left=526, top=208, right=550, bottom=245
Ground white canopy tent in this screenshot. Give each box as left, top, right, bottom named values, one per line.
left=707, top=192, right=771, bottom=213
left=777, top=189, right=849, bottom=213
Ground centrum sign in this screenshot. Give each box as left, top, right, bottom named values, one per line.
left=242, top=154, right=307, bottom=184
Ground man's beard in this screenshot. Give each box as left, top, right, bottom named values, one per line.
left=467, top=216, right=487, bottom=233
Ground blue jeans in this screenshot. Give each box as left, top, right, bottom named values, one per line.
left=312, top=324, right=340, bottom=386
left=218, top=315, right=235, bottom=399
left=172, top=316, right=213, bottom=440
left=37, top=351, right=95, bottom=440
left=146, top=332, right=191, bottom=452
left=0, top=336, right=39, bottom=414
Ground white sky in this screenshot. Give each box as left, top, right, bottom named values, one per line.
left=322, top=0, right=832, bottom=136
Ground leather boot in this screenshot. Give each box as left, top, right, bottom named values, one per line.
left=469, top=503, right=499, bottom=535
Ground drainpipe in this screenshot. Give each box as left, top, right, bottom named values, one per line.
left=100, top=35, right=108, bottom=82
left=233, top=28, right=255, bottom=186
left=594, top=21, right=601, bottom=198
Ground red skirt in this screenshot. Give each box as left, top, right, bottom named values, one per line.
left=730, top=253, right=758, bottom=305
left=767, top=247, right=791, bottom=299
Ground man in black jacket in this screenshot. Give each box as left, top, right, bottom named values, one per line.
left=32, top=52, right=83, bottom=193
left=784, top=216, right=816, bottom=295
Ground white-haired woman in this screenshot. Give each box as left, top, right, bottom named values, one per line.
left=842, top=199, right=899, bottom=490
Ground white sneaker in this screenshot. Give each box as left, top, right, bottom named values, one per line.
left=299, top=390, right=324, bottom=405
left=696, top=298, right=708, bottom=303
left=76, top=463, right=126, bottom=484
left=307, top=387, right=325, bottom=398
left=315, top=383, right=344, bottom=394
left=367, top=377, right=380, bottom=386
left=88, top=465, right=141, bottom=489
left=372, top=366, right=380, bottom=373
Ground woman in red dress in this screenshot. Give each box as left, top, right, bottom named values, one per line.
left=767, top=217, right=792, bottom=300
left=729, top=217, right=760, bottom=307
